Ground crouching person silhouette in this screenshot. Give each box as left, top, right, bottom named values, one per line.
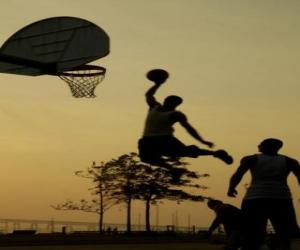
left=207, top=199, right=242, bottom=250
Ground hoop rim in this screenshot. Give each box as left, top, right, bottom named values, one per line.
left=57, top=65, right=106, bottom=77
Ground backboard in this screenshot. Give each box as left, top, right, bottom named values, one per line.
left=0, top=16, right=110, bottom=76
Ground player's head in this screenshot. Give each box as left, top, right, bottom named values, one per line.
left=163, top=95, right=183, bottom=109
left=258, top=138, right=283, bottom=155
left=207, top=199, right=223, bottom=210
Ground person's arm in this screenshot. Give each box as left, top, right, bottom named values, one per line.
left=286, top=157, right=300, bottom=185
left=145, top=83, right=162, bottom=108
left=208, top=217, right=222, bottom=235
left=176, top=112, right=214, bottom=148
left=227, top=155, right=256, bottom=197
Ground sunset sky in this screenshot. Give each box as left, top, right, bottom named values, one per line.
left=0, top=0, right=299, bottom=229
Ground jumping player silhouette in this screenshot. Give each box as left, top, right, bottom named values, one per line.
left=138, top=69, right=233, bottom=175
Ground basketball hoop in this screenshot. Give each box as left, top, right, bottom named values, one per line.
left=58, top=65, right=106, bottom=98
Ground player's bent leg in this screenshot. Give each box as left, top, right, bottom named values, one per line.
left=138, top=137, right=161, bottom=164
left=138, top=138, right=186, bottom=184
left=185, top=146, right=215, bottom=157
left=184, top=145, right=209, bottom=158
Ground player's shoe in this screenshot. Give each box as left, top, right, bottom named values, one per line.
left=214, top=150, right=233, bottom=165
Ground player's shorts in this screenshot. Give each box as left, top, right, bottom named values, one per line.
left=138, top=135, right=199, bottom=163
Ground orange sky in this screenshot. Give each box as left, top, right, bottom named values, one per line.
left=0, top=0, right=299, bottom=228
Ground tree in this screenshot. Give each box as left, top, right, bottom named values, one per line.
left=52, top=161, right=119, bottom=233
left=103, top=153, right=209, bottom=232
left=52, top=153, right=210, bottom=234
left=132, top=158, right=209, bottom=232
left=102, top=153, right=146, bottom=233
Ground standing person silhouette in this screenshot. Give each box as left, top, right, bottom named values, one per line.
left=227, top=138, right=300, bottom=250
left=138, top=69, right=233, bottom=179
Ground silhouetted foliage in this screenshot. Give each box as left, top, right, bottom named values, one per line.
left=102, top=152, right=147, bottom=232
left=52, top=153, right=210, bottom=233
left=103, top=153, right=209, bottom=232
left=132, top=157, right=209, bottom=232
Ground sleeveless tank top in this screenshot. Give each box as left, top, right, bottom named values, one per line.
left=143, top=105, right=175, bottom=137
left=244, top=154, right=292, bottom=200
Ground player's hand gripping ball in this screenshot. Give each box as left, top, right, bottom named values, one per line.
left=146, top=69, right=169, bottom=84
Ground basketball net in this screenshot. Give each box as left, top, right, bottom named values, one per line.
left=58, top=65, right=106, bottom=98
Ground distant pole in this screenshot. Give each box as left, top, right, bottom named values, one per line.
left=4, top=221, right=8, bottom=234
left=171, top=213, right=175, bottom=227
left=187, top=214, right=191, bottom=232
left=138, top=213, right=141, bottom=231
left=155, top=205, right=159, bottom=229
left=50, top=218, right=55, bottom=233
left=192, top=225, right=196, bottom=234
left=175, top=210, right=178, bottom=229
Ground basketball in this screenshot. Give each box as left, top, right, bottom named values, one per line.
left=146, top=69, right=169, bottom=84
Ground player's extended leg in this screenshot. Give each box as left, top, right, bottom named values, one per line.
left=188, top=146, right=234, bottom=165
left=162, top=137, right=233, bottom=165
left=139, top=136, right=233, bottom=165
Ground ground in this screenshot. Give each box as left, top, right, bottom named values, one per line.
left=0, top=243, right=219, bottom=250
left=0, top=241, right=300, bottom=250
left=0, top=234, right=299, bottom=250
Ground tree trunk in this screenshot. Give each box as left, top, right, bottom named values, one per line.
left=99, top=191, right=104, bottom=233
left=99, top=210, right=104, bottom=234
left=126, top=197, right=132, bottom=233
left=145, top=198, right=151, bottom=232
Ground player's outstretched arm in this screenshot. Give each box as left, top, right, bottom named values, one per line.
left=145, top=69, right=168, bottom=108
left=227, top=156, right=254, bottom=197
left=177, top=113, right=214, bottom=148
left=208, top=217, right=221, bottom=235
left=145, top=83, right=162, bottom=108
